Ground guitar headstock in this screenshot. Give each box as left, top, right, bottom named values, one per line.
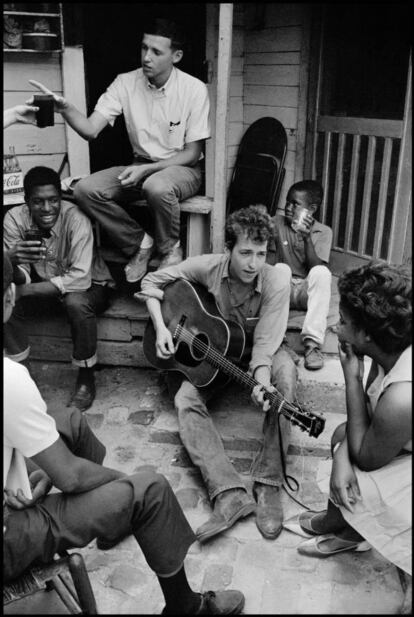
left=280, top=401, right=326, bottom=438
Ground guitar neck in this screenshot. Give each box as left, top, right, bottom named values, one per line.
left=176, top=324, right=295, bottom=420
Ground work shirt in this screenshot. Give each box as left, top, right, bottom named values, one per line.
left=140, top=253, right=291, bottom=375
left=3, top=201, right=114, bottom=295
left=94, top=67, right=211, bottom=161
left=4, top=358, right=59, bottom=500
left=267, top=213, right=332, bottom=278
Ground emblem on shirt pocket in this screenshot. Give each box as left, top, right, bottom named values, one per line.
left=168, top=120, right=181, bottom=133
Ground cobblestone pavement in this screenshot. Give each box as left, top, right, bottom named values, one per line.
left=29, top=361, right=404, bottom=615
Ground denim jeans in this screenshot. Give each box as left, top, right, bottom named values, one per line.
left=73, top=162, right=202, bottom=257
left=169, top=347, right=297, bottom=501
left=290, top=265, right=332, bottom=347
left=4, top=405, right=196, bottom=581
left=3, top=284, right=110, bottom=367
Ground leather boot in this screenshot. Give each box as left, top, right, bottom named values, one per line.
left=196, top=489, right=256, bottom=543
left=68, top=368, right=96, bottom=412
left=254, top=483, right=284, bottom=540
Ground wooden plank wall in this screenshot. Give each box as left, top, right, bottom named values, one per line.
left=243, top=3, right=308, bottom=209
left=4, top=53, right=69, bottom=178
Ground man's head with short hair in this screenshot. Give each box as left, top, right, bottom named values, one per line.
left=287, top=180, right=323, bottom=208
left=225, top=204, right=274, bottom=251
left=23, top=166, right=62, bottom=232
left=144, top=17, right=186, bottom=53
left=23, top=166, right=61, bottom=201
left=285, top=179, right=324, bottom=225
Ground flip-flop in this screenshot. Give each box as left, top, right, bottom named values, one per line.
left=283, top=510, right=326, bottom=538
left=297, top=534, right=371, bottom=557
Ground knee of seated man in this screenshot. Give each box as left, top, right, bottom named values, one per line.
left=128, top=471, right=171, bottom=499
left=142, top=175, right=175, bottom=206
left=63, top=292, right=94, bottom=319
left=308, top=264, right=331, bottom=284
left=274, top=262, right=292, bottom=285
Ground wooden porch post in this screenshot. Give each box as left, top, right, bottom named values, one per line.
left=388, top=53, right=412, bottom=264
left=61, top=46, right=90, bottom=177
left=211, top=3, right=233, bottom=253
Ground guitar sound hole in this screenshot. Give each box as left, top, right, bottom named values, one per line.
left=191, top=332, right=209, bottom=361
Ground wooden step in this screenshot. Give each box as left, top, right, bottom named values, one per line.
left=26, top=293, right=339, bottom=367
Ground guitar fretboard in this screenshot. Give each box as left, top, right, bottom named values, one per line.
left=175, top=324, right=302, bottom=425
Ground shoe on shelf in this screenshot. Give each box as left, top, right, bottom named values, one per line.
left=253, top=483, right=284, bottom=540
left=68, top=373, right=96, bottom=412
left=297, top=533, right=371, bottom=558
left=283, top=509, right=327, bottom=538
left=124, top=246, right=153, bottom=283
left=304, top=342, right=324, bottom=370
left=158, top=244, right=183, bottom=270
left=196, top=489, right=256, bottom=543
left=162, top=590, right=245, bottom=615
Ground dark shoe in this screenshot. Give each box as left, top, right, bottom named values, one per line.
left=158, top=245, right=183, bottom=270
left=162, top=590, right=245, bottom=615
left=304, top=344, right=324, bottom=370
left=196, top=489, right=256, bottom=543
left=254, top=483, right=283, bottom=540
left=124, top=246, right=153, bottom=283
left=69, top=379, right=95, bottom=412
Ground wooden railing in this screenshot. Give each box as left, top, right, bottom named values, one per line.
left=315, top=116, right=403, bottom=262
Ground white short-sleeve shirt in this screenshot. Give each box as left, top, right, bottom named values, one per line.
left=94, top=67, right=211, bottom=161
left=4, top=358, right=59, bottom=499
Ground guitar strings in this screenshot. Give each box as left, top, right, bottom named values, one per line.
left=175, top=325, right=311, bottom=432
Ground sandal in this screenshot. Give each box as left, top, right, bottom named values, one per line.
left=297, top=534, right=371, bottom=558
left=283, top=510, right=326, bottom=538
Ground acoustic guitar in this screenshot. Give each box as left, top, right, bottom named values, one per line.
left=143, top=279, right=325, bottom=438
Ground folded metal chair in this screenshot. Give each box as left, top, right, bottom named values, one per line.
left=227, top=117, right=288, bottom=217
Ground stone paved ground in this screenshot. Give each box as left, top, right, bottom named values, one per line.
left=26, top=360, right=405, bottom=614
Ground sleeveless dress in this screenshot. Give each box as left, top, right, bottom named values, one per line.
left=319, top=346, right=412, bottom=574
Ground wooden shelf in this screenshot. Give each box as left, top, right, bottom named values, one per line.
left=4, top=11, right=60, bottom=16
left=4, top=4, right=64, bottom=53
left=3, top=47, right=62, bottom=53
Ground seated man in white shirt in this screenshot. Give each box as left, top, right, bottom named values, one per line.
left=28, top=17, right=211, bottom=284
left=3, top=251, right=245, bottom=616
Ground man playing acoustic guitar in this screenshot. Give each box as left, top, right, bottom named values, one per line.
left=139, top=205, right=298, bottom=541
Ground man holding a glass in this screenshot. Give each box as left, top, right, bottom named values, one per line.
left=3, top=166, right=113, bottom=411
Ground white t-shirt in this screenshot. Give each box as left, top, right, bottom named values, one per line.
left=94, top=66, right=211, bottom=161
left=4, top=358, right=59, bottom=499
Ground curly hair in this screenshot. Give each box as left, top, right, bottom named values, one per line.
left=338, top=260, right=412, bottom=353
left=225, top=204, right=274, bottom=250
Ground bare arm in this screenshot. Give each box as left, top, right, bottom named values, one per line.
left=28, top=80, right=108, bottom=140
left=4, top=104, right=39, bottom=128
left=302, top=234, right=325, bottom=268
left=339, top=342, right=411, bottom=469
left=146, top=297, right=175, bottom=359
left=31, top=437, right=125, bottom=494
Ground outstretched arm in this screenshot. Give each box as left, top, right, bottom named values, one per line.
left=4, top=104, right=39, bottom=128
left=28, top=80, right=108, bottom=140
